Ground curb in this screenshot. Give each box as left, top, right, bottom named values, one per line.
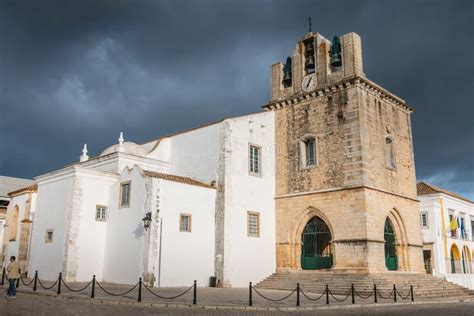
left=13, top=288, right=474, bottom=312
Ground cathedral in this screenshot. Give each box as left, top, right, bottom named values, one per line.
left=1, top=30, right=425, bottom=288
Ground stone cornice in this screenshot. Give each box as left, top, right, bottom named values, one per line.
left=263, top=75, right=413, bottom=113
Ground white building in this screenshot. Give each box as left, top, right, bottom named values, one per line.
left=18, top=111, right=275, bottom=287
left=418, top=182, right=474, bottom=289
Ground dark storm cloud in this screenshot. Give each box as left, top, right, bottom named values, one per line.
left=0, top=0, right=473, bottom=198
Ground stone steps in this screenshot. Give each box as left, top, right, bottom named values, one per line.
left=256, top=271, right=474, bottom=298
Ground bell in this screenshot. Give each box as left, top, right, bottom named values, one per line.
left=282, top=71, right=292, bottom=86
left=330, top=53, right=342, bottom=67
left=304, top=41, right=314, bottom=53
left=305, top=55, right=315, bottom=69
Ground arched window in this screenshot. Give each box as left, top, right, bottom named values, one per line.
left=299, top=135, right=317, bottom=168
left=384, top=136, right=396, bottom=169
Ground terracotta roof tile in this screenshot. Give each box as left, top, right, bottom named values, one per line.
left=8, top=184, right=38, bottom=197
left=417, top=182, right=473, bottom=204
left=143, top=171, right=215, bottom=189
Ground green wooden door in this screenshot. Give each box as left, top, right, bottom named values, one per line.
left=384, top=219, right=398, bottom=270
left=301, top=217, right=333, bottom=270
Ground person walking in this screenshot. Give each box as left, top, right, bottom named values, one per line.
left=5, top=256, right=20, bottom=298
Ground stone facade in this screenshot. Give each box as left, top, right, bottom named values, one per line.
left=265, top=31, right=424, bottom=274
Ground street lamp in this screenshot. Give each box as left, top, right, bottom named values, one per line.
left=142, top=212, right=152, bottom=230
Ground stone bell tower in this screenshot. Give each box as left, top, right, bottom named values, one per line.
left=264, top=31, right=424, bottom=274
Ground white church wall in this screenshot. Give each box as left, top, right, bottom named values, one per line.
left=102, top=166, right=147, bottom=284
left=157, top=179, right=216, bottom=287
left=223, top=111, right=276, bottom=287
left=167, top=123, right=220, bottom=183
left=73, top=172, right=117, bottom=281
left=28, top=175, right=74, bottom=280
left=144, top=138, right=171, bottom=162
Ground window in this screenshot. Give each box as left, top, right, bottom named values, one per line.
left=179, top=214, right=192, bottom=232
left=96, top=206, right=107, bottom=222
left=247, top=212, right=260, bottom=237
left=385, top=136, right=396, bottom=169
left=120, top=182, right=131, bottom=207
left=420, top=212, right=428, bottom=228
left=299, top=135, right=317, bottom=168
left=45, top=229, right=54, bottom=243
left=249, top=145, right=261, bottom=176
left=471, top=220, right=474, bottom=241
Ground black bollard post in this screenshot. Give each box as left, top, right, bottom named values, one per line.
left=393, top=284, right=397, bottom=303
left=351, top=283, right=355, bottom=304
left=410, top=285, right=414, bottom=302
left=296, top=283, right=300, bottom=307
left=374, top=284, right=377, bottom=303
left=91, top=275, right=96, bottom=299
left=57, top=272, right=62, bottom=295
left=193, top=280, right=197, bottom=305
left=325, top=284, right=329, bottom=305
left=16, top=269, right=21, bottom=288
left=138, top=278, right=142, bottom=302
left=249, top=282, right=253, bottom=306
left=33, top=271, right=38, bottom=291
left=1, top=267, right=5, bottom=285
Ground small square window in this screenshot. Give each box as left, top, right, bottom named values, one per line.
left=45, top=229, right=54, bottom=243
left=249, top=145, right=261, bottom=176
left=247, top=212, right=260, bottom=237
left=180, top=214, right=192, bottom=232
left=96, top=206, right=107, bottom=222
left=120, top=182, right=131, bottom=208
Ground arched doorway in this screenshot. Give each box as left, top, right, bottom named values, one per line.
left=450, top=244, right=461, bottom=273
left=384, top=218, right=398, bottom=270
left=10, top=206, right=19, bottom=241
left=301, top=216, right=332, bottom=270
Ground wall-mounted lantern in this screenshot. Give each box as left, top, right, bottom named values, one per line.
left=142, top=212, right=152, bottom=231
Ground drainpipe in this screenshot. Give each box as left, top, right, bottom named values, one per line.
left=158, top=217, right=163, bottom=287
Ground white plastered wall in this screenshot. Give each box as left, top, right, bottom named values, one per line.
left=222, top=111, right=276, bottom=287
left=157, top=179, right=216, bottom=287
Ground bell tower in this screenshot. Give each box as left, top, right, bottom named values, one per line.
left=265, top=32, right=424, bottom=274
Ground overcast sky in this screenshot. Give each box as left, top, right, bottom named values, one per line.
left=0, top=0, right=472, bottom=199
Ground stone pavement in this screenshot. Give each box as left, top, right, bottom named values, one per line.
left=2, top=277, right=472, bottom=310
left=1, top=292, right=474, bottom=316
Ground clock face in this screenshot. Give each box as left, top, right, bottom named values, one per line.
left=302, top=74, right=317, bottom=92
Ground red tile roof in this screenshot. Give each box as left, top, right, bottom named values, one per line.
left=8, top=184, right=38, bottom=197
left=143, top=171, right=215, bottom=189
left=417, top=182, right=473, bottom=204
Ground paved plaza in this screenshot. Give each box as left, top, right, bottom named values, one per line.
left=1, top=292, right=474, bottom=315
left=1, top=280, right=474, bottom=315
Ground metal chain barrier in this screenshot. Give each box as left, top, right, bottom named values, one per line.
left=96, top=281, right=139, bottom=297
left=143, top=284, right=193, bottom=299
left=354, top=288, right=374, bottom=300
left=376, top=288, right=394, bottom=299
left=396, top=288, right=412, bottom=300
left=61, top=279, right=92, bottom=293
left=252, top=287, right=296, bottom=302
left=38, top=279, right=59, bottom=290
left=20, top=276, right=34, bottom=287
left=300, top=288, right=326, bottom=301
left=328, top=289, right=352, bottom=302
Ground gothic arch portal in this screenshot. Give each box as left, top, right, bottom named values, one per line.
left=384, top=208, right=409, bottom=271
left=291, top=207, right=334, bottom=270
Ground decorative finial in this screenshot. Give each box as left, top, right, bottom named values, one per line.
left=118, top=132, right=124, bottom=145
left=80, top=144, right=89, bottom=162
left=308, top=17, right=312, bottom=33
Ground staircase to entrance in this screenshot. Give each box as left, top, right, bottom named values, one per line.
left=256, top=271, right=474, bottom=298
